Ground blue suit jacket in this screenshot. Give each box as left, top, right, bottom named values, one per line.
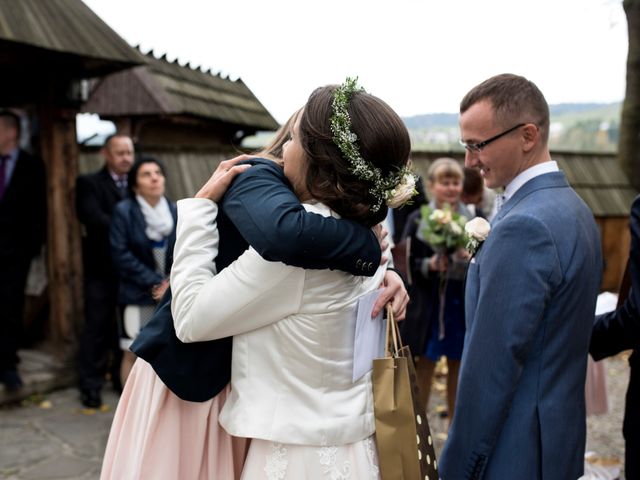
left=132, top=159, right=380, bottom=401
left=440, top=172, right=602, bottom=480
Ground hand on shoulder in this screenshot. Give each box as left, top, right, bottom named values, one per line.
left=195, top=155, right=253, bottom=202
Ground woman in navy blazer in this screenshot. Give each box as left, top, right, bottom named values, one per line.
left=109, top=157, right=177, bottom=387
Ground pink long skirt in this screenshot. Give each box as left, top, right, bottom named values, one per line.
left=585, top=355, right=609, bottom=416
left=100, top=359, right=248, bottom=480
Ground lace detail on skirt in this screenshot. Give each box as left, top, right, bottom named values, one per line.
left=363, top=437, right=380, bottom=478
left=264, top=443, right=288, bottom=480
left=243, top=436, right=380, bottom=479
left=316, top=445, right=352, bottom=479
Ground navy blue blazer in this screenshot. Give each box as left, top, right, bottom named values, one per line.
left=132, top=158, right=381, bottom=401
left=109, top=197, right=177, bottom=306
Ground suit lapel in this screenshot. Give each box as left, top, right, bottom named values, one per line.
left=130, top=198, right=147, bottom=234
left=493, top=172, right=569, bottom=224
left=129, top=199, right=156, bottom=267
left=467, top=172, right=568, bottom=327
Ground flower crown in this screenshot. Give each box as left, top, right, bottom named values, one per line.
left=330, top=77, right=416, bottom=212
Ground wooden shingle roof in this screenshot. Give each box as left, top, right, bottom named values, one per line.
left=555, top=152, right=638, bottom=217
left=83, top=49, right=279, bottom=132
left=0, top=0, right=143, bottom=76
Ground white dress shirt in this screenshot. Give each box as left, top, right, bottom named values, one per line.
left=171, top=198, right=387, bottom=446
left=503, top=160, right=559, bottom=203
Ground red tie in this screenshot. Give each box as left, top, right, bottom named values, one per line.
left=0, top=155, right=8, bottom=202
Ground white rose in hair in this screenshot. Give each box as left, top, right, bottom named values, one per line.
left=465, top=217, right=491, bottom=241
left=386, top=173, right=417, bottom=209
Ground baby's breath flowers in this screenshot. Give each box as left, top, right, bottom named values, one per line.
left=330, top=77, right=416, bottom=212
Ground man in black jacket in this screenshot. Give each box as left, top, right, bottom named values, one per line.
left=0, top=110, right=46, bottom=391
left=590, top=195, right=640, bottom=479
left=76, top=134, right=133, bottom=408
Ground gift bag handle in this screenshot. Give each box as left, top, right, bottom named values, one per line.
left=385, top=304, right=405, bottom=358
left=384, top=305, right=392, bottom=357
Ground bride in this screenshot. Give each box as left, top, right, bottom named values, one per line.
left=172, top=78, right=415, bottom=479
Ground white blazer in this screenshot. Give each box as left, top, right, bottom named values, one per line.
left=171, top=198, right=387, bottom=446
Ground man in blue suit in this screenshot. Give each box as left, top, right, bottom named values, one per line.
left=440, top=74, right=602, bottom=479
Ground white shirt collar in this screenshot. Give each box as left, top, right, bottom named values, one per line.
left=503, top=160, right=559, bottom=202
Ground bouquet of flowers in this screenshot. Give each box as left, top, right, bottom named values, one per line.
left=419, top=203, right=469, bottom=340
left=419, top=203, right=468, bottom=254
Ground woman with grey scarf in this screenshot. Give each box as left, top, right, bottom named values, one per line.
left=109, top=156, right=177, bottom=387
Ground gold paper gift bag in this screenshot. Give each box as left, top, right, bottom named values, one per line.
left=373, top=306, right=439, bottom=480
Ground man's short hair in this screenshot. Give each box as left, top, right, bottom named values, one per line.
left=103, top=133, right=131, bottom=150
left=0, top=110, right=21, bottom=138
left=460, top=74, right=550, bottom=144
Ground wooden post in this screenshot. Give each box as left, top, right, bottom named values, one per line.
left=39, top=102, right=84, bottom=354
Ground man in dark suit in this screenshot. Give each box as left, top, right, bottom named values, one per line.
left=0, top=110, right=46, bottom=391
left=590, top=195, right=640, bottom=479
left=76, top=134, right=133, bottom=408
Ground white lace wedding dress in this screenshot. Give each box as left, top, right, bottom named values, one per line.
left=240, top=436, right=380, bottom=480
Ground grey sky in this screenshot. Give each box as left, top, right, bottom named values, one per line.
left=82, top=0, right=627, bottom=124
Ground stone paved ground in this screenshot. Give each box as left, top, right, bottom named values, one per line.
left=584, top=353, right=629, bottom=478
left=0, top=354, right=630, bottom=479
left=0, top=388, right=119, bottom=480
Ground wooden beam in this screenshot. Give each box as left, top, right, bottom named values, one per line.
left=39, top=101, right=84, bottom=350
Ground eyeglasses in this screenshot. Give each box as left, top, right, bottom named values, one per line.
left=459, top=123, right=526, bottom=153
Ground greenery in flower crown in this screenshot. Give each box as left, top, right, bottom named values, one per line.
left=330, top=77, right=416, bottom=212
